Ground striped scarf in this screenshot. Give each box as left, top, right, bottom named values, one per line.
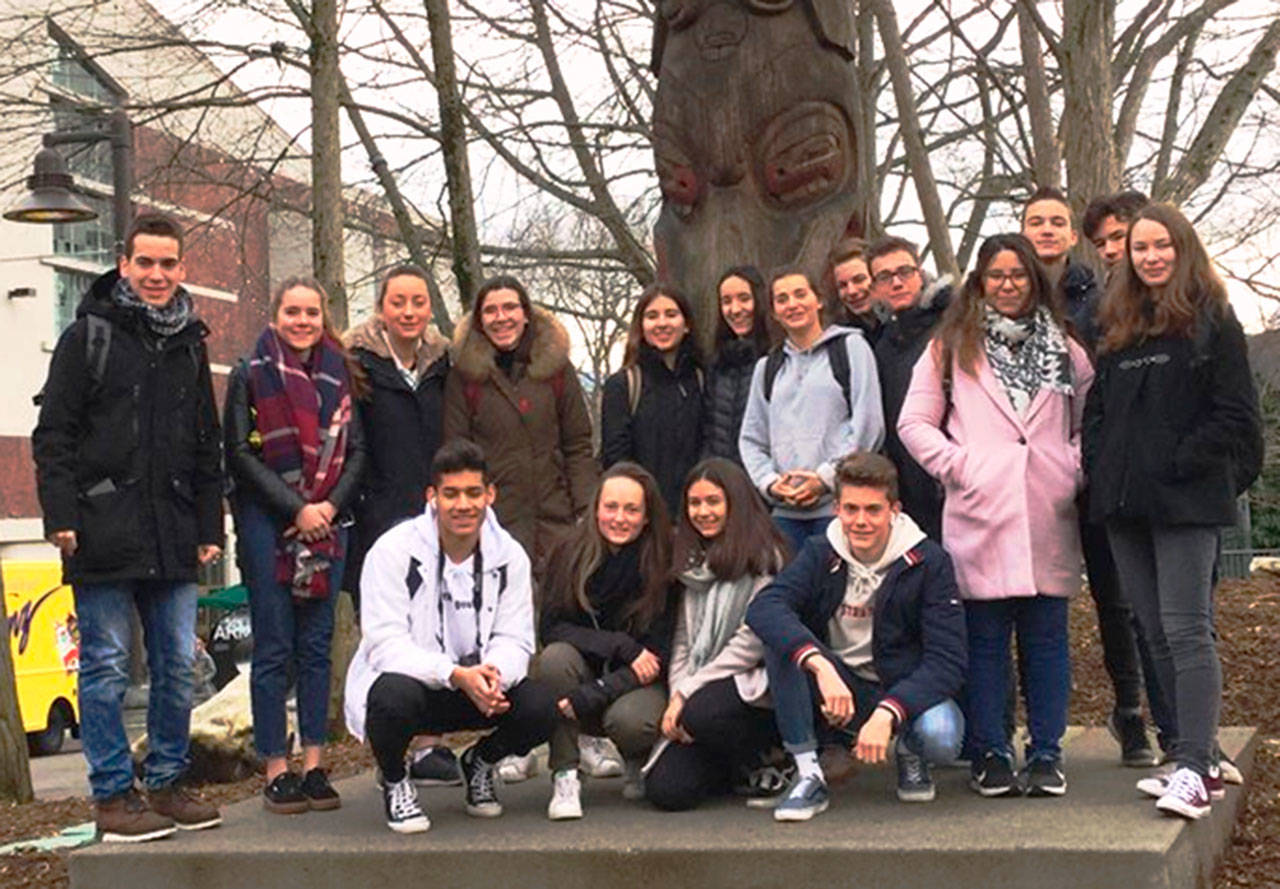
left=247, top=327, right=351, bottom=598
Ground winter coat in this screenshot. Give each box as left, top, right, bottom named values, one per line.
left=342, top=317, right=450, bottom=588
left=746, top=530, right=966, bottom=724
left=600, top=340, right=704, bottom=514
left=343, top=508, right=535, bottom=740
left=443, top=308, right=597, bottom=568
left=223, top=360, right=367, bottom=520
left=33, top=270, right=223, bottom=585
left=702, top=338, right=762, bottom=466
left=1083, top=304, right=1260, bottom=527
left=874, top=277, right=951, bottom=540
left=739, top=325, right=884, bottom=519
left=1058, top=261, right=1102, bottom=354
left=897, top=336, right=1094, bottom=600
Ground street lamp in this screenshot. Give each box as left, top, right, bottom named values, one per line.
left=2, top=108, right=133, bottom=254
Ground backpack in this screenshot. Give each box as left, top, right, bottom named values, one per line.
left=762, top=334, right=852, bottom=415
left=32, top=315, right=112, bottom=407
left=463, top=366, right=569, bottom=416
left=624, top=363, right=704, bottom=415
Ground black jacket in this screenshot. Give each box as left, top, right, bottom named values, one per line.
left=223, top=359, right=367, bottom=522
left=874, top=280, right=951, bottom=540
left=702, top=337, right=761, bottom=466
left=1083, top=304, right=1260, bottom=526
left=746, top=534, right=966, bottom=721
left=345, top=345, right=448, bottom=583
left=32, top=271, right=223, bottom=585
left=600, top=340, right=703, bottom=514
left=1059, top=261, right=1102, bottom=354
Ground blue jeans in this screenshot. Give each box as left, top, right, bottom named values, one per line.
left=764, top=641, right=964, bottom=764
left=73, top=579, right=198, bottom=801
left=235, top=500, right=347, bottom=758
left=772, top=515, right=831, bottom=557
left=966, top=596, right=1069, bottom=763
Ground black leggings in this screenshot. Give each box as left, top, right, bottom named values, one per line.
left=644, top=677, right=779, bottom=812
left=365, top=672, right=556, bottom=782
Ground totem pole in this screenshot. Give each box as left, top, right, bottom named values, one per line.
left=651, top=0, right=861, bottom=343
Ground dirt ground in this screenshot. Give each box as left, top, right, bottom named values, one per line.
left=2, top=576, right=1278, bottom=889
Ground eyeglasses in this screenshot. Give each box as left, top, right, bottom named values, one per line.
left=984, top=270, right=1030, bottom=287
left=872, top=265, right=919, bottom=286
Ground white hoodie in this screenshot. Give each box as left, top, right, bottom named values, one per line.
left=824, top=511, right=927, bottom=679
left=343, top=507, right=535, bottom=740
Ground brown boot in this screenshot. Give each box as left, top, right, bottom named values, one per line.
left=96, top=788, right=177, bottom=843
left=150, top=783, right=223, bottom=830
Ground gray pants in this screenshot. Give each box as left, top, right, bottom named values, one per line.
left=1106, top=519, right=1220, bottom=775
left=531, top=641, right=665, bottom=773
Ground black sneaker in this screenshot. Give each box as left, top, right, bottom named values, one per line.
left=263, top=771, right=309, bottom=814
left=301, top=768, right=342, bottom=811
left=460, top=745, right=503, bottom=818
left=1107, top=709, right=1159, bottom=768
left=895, top=740, right=936, bottom=803
left=381, top=775, right=430, bottom=834
left=408, top=746, right=463, bottom=787
left=1023, top=758, right=1067, bottom=797
left=970, top=751, right=1019, bottom=797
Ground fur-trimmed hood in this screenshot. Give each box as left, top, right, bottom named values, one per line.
left=452, top=305, right=571, bottom=382
left=344, top=314, right=448, bottom=369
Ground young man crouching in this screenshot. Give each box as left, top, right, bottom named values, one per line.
left=344, top=439, right=556, bottom=833
left=747, top=452, right=966, bottom=821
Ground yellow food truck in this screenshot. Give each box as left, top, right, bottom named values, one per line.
left=4, top=561, right=79, bottom=755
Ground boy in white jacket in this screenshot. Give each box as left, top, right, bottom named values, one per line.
left=345, top=439, right=556, bottom=833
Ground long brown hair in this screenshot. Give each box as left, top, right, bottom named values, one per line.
left=671, top=458, right=788, bottom=581
left=270, top=276, right=362, bottom=391
left=930, top=233, right=1066, bottom=378
left=540, top=462, right=673, bottom=632
left=1097, top=202, right=1228, bottom=354
left=622, top=283, right=701, bottom=368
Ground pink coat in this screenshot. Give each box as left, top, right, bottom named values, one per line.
left=897, top=339, right=1094, bottom=600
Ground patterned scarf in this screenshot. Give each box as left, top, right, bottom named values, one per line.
left=111, top=277, right=193, bottom=337
left=678, top=561, right=758, bottom=674
left=246, top=327, right=352, bottom=599
left=983, top=305, right=1072, bottom=415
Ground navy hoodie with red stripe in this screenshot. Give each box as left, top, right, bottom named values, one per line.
left=745, top=530, right=967, bottom=723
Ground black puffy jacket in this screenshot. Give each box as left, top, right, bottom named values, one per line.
left=702, top=337, right=761, bottom=466
left=1059, top=261, right=1102, bottom=354
left=1083, top=304, right=1260, bottom=526
left=32, top=271, right=223, bottom=585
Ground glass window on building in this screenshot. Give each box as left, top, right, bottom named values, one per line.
left=50, top=42, right=118, bottom=104
left=53, top=269, right=98, bottom=337
left=52, top=192, right=114, bottom=267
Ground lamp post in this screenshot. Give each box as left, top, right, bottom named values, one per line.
left=3, top=108, right=133, bottom=254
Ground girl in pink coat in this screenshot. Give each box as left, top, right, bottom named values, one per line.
left=898, top=233, right=1093, bottom=799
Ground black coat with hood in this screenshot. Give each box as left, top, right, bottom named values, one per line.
left=600, top=339, right=703, bottom=514
left=874, top=277, right=952, bottom=540
left=33, top=270, right=223, bottom=585
left=1058, top=260, right=1102, bottom=354
left=1083, top=303, right=1261, bottom=527
left=702, top=337, right=761, bottom=466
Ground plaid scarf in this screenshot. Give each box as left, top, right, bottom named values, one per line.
left=111, top=277, right=193, bottom=337
left=247, top=327, right=352, bottom=599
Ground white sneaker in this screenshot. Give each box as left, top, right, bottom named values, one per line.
left=622, top=760, right=645, bottom=801
left=579, top=736, right=625, bottom=778
left=1155, top=767, right=1212, bottom=820
left=548, top=769, right=583, bottom=820
left=496, top=751, right=538, bottom=784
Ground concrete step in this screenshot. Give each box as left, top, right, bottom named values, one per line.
left=70, top=726, right=1257, bottom=889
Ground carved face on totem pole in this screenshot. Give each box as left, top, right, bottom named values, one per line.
left=651, top=0, right=859, bottom=343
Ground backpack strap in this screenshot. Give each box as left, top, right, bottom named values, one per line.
left=939, top=342, right=954, bottom=437
left=85, top=315, right=112, bottom=395
left=463, top=379, right=483, bottom=415
left=550, top=366, right=567, bottom=403
left=626, top=364, right=642, bottom=415
left=762, top=347, right=786, bottom=402
left=822, top=334, right=853, bottom=416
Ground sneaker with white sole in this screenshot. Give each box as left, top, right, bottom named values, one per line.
left=461, top=745, right=504, bottom=818
left=580, top=736, right=625, bottom=778
left=1137, top=763, right=1224, bottom=800
left=738, top=761, right=797, bottom=808
left=773, top=774, right=830, bottom=822
left=381, top=776, right=430, bottom=834
left=1155, top=767, right=1212, bottom=820
left=548, top=769, right=584, bottom=820
left=408, top=746, right=462, bottom=787
left=495, top=751, right=538, bottom=784
left=895, top=741, right=936, bottom=803
left=1022, top=758, right=1067, bottom=797
left=1217, top=754, right=1243, bottom=785
left=970, top=751, right=1019, bottom=798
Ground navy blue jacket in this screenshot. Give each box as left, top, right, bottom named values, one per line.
left=746, top=534, right=966, bottom=722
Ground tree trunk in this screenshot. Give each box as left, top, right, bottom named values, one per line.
left=873, top=0, right=958, bottom=279
left=1060, top=0, right=1118, bottom=213
left=0, top=570, right=35, bottom=803
left=1017, top=0, right=1061, bottom=188
left=311, top=0, right=347, bottom=328
left=424, top=0, right=484, bottom=309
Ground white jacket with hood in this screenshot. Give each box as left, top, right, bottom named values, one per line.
left=344, top=507, right=535, bottom=740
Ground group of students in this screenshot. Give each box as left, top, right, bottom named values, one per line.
left=32, top=181, right=1258, bottom=842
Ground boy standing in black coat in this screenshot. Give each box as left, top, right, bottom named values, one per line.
left=747, top=452, right=965, bottom=821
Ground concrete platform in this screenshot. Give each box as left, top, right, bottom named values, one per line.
left=69, top=727, right=1257, bottom=889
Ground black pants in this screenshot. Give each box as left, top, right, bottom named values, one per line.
left=365, top=672, right=556, bottom=782
left=644, top=677, right=779, bottom=812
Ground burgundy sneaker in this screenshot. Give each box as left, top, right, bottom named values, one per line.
left=1137, top=764, right=1224, bottom=801
left=1155, top=767, right=1212, bottom=820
